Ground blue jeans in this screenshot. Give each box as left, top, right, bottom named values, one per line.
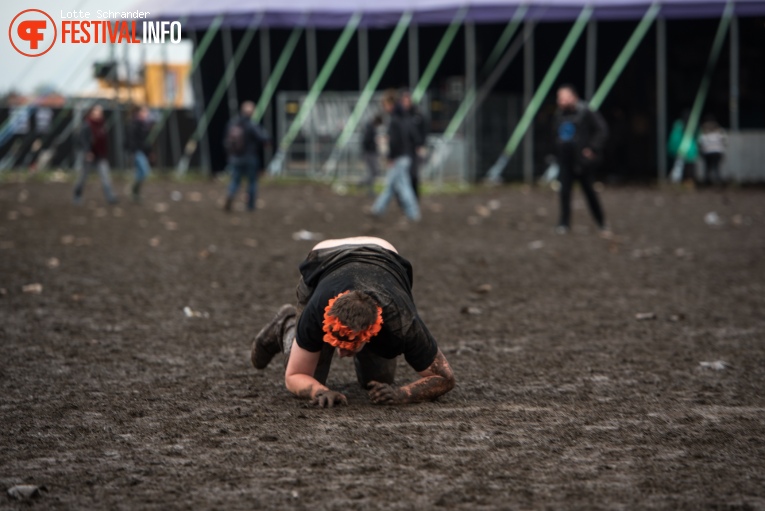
left=134, top=151, right=151, bottom=184
left=73, top=155, right=116, bottom=204
left=227, top=157, right=259, bottom=210
left=371, top=156, right=420, bottom=221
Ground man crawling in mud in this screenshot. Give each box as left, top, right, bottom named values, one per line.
left=251, top=236, right=455, bottom=407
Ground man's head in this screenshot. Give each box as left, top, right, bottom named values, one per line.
left=89, top=104, right=104, bottom=121
left=322, top=290, right=383, bottom=357
left=241, top=100, right=256, bottom=118
left=381, top=89, right=398, bottom=114
left=557, top=84, right=579, bottom=111
left=400, top=89, right=412, bottom=111
left=137, top=106, right=150, bottom=121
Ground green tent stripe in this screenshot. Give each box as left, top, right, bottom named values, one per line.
left=589, top=2, right=660, bottom=111
left=254, top=25, right=304, bottom=123
left=675, top=0, right=733, bottom=167
left=486, top=5, right=592, bottom=181
left=412, top=6, right=467, bottom=104
left=186, top=14, right=263, bottom=149
left=324, top=11, right=412, bottom=171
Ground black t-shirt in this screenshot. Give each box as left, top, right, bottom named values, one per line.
left=295, top=245, right=438, bottom=372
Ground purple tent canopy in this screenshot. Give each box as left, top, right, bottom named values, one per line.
left=132, top=0, right=765, bottom=29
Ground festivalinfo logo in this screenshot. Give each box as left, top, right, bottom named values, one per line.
left=9, top=7, right=182, bottom=57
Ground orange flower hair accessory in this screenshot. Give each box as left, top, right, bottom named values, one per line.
left=322, top=291, right=383, bottom=350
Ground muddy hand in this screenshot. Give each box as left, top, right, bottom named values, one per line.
left=367, top=381, right=404, bottom=405
left=311, top=390, right=347, bottom=408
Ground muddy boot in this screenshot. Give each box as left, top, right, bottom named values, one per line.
left=251, top=304, right=296, bottom=369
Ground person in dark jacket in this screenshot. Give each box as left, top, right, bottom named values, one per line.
left=400, top=89, right=427, bottom=201
left=370, top=90, right=420, bottom=222
left=360, top=114, right=382, bottom=196
left=127, top=106, right=153, bottom=202
left=552, top=84, right=609, bottom=234
left=251, top=236, right=455, bottom=407
left=223, top=101, right=270, bottom=212
left=73, top=104, right=117, bottom=205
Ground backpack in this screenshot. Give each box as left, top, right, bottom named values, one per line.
left=225, top=121, right=247, bottom=156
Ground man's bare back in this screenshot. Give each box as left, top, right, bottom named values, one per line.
left=312, top=236, right=398, bottom=253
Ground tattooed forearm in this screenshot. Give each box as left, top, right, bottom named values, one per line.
left=401, top=350, right=455, bottom=403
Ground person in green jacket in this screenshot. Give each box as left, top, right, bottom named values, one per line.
left=668, top=112, right=699, bottom=183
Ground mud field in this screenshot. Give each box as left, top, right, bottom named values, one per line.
left=1, top=176, right=764, bottom=510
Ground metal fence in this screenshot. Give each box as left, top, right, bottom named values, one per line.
left=725, top=131, right=765, bottom=183
left=272, top=90, right=529, bottom=185
left=0, top=104, right=200, bottom=174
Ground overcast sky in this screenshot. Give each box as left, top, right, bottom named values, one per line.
left=1, top=0, right=191, bottom=96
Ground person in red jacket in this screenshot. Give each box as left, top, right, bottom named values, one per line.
left=251, top=236, right=455, bottom=408
left=73, top=104, right=117, bottom=205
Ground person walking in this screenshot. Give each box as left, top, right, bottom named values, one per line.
left=73, top=104, right=117, bottom=205
left=370, top=90, right=421, bottom=222
left=223, top=101, right=270, bottom=212
left=400, top=89, right=427, bottom=201
left=127, top=106, right=153, bottom=203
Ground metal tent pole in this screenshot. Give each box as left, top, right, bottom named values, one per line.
left=486, top=6, right=593, bottom=182
left=123, top=41, right=132, bottom=104
left=523, top=20, right=535, bottom=184
left=323, top=12, right=413, bottom=175
left=306, top=27, right=318, bottom=174
left=729, top=14, right=739, bottom=131
left=177, top=13, right=263, bottom=175
left=358, top=27, right=369, bottom=87
left=307, top=28, right=318, bottom=84
left=412, top=6, right=468, bottom=104
left=656, top=16, right=667, bottom=181
left=222, top=27, right=240, bottom=119
left=465, top=21, right=477, bottom=184
left=188, top=29, right=212, bottom=174
left=425, top=5, right=530, bottom=181
left=482, top=4, right=530, bottom=75
left=268, top=13, right=362, bottom=175
left=409, top=24, right=419, bottom=91
left=161, top=41, right=182, bottom=169
left=254, top=25, right=304, bottom=123
left=590, top=2, right=660, bottom=111
left=670, top=0, right=734, bottom=182
left=585, top=19, right=597, bottom=100
left=259, top=27, right=273, bottom=163
left=110, top=41, right=126, bottom=171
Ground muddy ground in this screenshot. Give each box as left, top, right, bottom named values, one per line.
left=0, top=176, right=764, bottom=510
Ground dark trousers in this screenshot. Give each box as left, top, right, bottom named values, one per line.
left=558, top=160, right=605, bottom=229
left=409, top=153, right=420, bottom=201
left=702, top=153, right=723, bottom=185
left=227, top=156, right=259, bottom=210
